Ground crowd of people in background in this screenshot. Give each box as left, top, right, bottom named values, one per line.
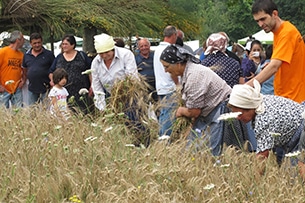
left=1, top=0, right=305, bottom=178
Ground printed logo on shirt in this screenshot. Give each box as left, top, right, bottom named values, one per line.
left=56, top=95, right=67, bottom=100
left=8, top=58, right=22, bottom=68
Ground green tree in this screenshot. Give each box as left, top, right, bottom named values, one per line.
left=275, top=0, right=305, bottom=35
left=73, top=0, right=202, bottom=52
left=196, top=0, right=257, bottom=44
left=0, top=0, right=203, bottom=52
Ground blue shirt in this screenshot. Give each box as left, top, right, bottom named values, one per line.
left=256, top=59, right=274, bottom=95
left=135, top=51, right=157, bottom=100
left=22, top=48, right=55, bottom=93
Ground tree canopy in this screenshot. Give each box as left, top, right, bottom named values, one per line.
left=0, top=0, right=201, bottom=40
left=1, top=0, right=304, bottom=49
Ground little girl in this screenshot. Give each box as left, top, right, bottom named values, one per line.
left=48, top=68, right=70, bottom=120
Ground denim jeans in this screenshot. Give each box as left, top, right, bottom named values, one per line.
left=246, top=121, right=257, bottom=152
left=0, top=88, right=23, bottom=108
left=158, top=93, right=177, bottom=136
left=187, top=101, right=227, bottom=156
left=28, top=90, right=47, bottom=105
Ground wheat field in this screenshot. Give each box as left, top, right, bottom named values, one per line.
left=0, top=104, right=304, bottom=203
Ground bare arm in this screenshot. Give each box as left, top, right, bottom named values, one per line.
left=239, top=77, right=245, bottom=84
left=176, top=107, right=201, bottom=118
left=256, top=149, right=269, bottom=176
left=49, top=73, right=54, bottom=87
left=18, top=68, right=27, bottom=88
left=246, top=59, right=282, bottom=86
left=50, top=96, right=59, bottom=113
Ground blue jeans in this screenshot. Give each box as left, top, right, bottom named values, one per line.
left=0, top=88, right=23, bottom=108
left=28, top=90, right=47, bottom=105
left=187, top=101, right=227, bottom=156
left=158, top=93, right=177, bottom=136
left=246, top=121, right=257, bottom=152
left=286, top=119, right=305, bottom=166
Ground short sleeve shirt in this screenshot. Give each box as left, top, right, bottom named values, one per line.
left=272, top=21, right=305, bottom=102
left=48, top=86, right=69, bottom=118
left=181, top=62, right=231, bottom=117
left=22, top=48, right=55, bottom=93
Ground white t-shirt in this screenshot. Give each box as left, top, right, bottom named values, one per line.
left=48, top=86, right=69, bottom=119
left=153, top=41, right=176, bottom=95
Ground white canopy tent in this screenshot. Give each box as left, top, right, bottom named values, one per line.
left=238, top=30, right=273, bottom=45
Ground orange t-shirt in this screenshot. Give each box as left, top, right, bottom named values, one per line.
left=0, top=46, right=24, bottom=94
left=272, top=21, right=305, bottom=103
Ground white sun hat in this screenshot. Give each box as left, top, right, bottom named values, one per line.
left=94, top=33, right=115, bottom=53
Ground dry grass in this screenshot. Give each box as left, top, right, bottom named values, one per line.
left=0, top=107, right=305, bottom=202
left=0, top=78, right=305, bottom=202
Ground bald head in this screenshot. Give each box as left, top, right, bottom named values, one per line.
left=138, top=38, right=151, bottom=58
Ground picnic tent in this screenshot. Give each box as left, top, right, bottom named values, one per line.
left=237, top=30, right=273, bottom=45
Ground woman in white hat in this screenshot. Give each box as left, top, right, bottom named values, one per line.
left=91, top=33, right=151, bottom=147
left=91, top=33, right=138, bottom=111
left=228, top=80, right=305, bottom=176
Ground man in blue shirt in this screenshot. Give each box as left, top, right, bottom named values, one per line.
left=135, top=38, right=157, bottom=102
left=22, top=33, right=55, bottom=105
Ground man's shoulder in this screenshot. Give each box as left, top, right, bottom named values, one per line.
left=0, top=46, right=21, bottom=55
left=0, top=46, right=9, bottom=52
left=154, top=42, right=170, bottom=53
left=135, top=52, right=143, bottom=58
left=158, top=41, right=170, bottom=46
left=276, top=21, right=301, bottom=37
left=42, top=48, right=54, bottom=55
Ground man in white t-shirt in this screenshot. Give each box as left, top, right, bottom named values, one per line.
left=153, top=25, right=178, bottom=137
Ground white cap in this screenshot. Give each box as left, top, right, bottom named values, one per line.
left=94, top=33, right=115, bottom=53
left=228, top=80, right=265, bottom=114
